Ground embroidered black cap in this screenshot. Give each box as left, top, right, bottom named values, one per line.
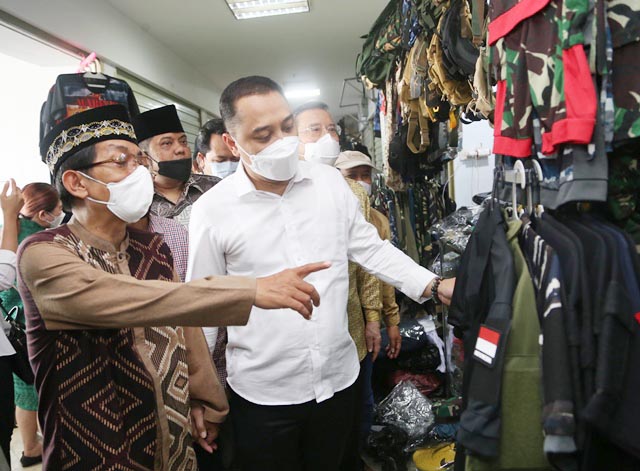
left=40, top=104, right=137, bottom=176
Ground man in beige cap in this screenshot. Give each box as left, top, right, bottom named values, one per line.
left=335, top=150, right=402, bottom=357
left=294, top=102, right=383, bottom=470
left=335, top=150, right=404, bottom=470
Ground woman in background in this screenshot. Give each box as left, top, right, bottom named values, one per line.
left=0, top=181, right=62, bottom=467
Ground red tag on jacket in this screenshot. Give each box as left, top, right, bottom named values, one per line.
left=473, top=325, right=501, bottom=367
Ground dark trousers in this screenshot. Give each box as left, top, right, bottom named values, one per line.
left=194, top=413, right=237, bottom=471
left=0, top=356, right=14, bottom=467
left=229, top=383, right=357, bottom=471
left=360, top=353, right=374, bottom=448
left=194, top=442, right=223, bottom=470
left=340, top=355, right=375, bottom=471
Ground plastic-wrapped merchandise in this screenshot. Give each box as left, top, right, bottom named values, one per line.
left=399, top=319, right=429, bottom=342
left=397, top=344, right=442, bottom=372
left=375, top=381, right=435, bottom=451
left=365, top=424, right=409, bottom=471
left=431, top=206, right=483, bottom=253
left=428, top=251, right=461, bottom=278
left=389, top=370, right=443, bottom=397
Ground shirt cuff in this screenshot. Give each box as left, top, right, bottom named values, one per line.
left=0, top=249, right=17, bottom=264
left=364, top=309, right=381, bottom=323
left=383, top=312, right=400, bottom=327
left=404, top=267, right=437, bottom=303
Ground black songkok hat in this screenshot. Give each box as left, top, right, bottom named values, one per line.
left=40, top=104, right=137, bottom=176
left=131, top=104, right=184, bottom=143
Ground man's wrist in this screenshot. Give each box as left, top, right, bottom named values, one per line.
left=429, top=277, right=442, bottom=304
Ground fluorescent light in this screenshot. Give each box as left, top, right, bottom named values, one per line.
left=284, top=88, right=321, bottom=99
left=225, top=0, right=310, bottom=20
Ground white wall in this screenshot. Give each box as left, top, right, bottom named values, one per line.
left=0, top=22, right=80, bottom=188
left=453, top=119, right=495, bottom=208
left=0, top=0, right=222, bottom=114
left=0, top=50, right=72, bottom=187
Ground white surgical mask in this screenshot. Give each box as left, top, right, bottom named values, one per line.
left=357, top=180, right=372, bottom=196
left=210, top=160, right=239, bottom=179
left=45, top=211, right=65, bottom=228
left=304, top=133, right=341, bottom=166
left=234, top=136, right=300, bottom=182
left=80, top=166, right=154, bottom=223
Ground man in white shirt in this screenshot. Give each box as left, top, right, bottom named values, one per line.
left=187, top=76, right=455, bottom=471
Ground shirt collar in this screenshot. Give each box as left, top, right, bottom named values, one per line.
left=234, top=160, right=312, bottom=197
left=187, top=174, right=215, bottom=194
left=153, top=173, right=216, bottom=205
left=67, top=216, right=130, bottom=254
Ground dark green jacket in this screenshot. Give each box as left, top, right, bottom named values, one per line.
left=467, top=218, right=550, bottom=470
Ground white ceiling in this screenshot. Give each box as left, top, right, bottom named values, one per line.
left=106, top=0, right=388, bottom=119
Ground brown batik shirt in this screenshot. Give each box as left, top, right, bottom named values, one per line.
left=17, top=219, right=255, bottom=470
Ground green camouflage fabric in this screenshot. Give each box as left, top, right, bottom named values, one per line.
left=432, top=397, right=463, bottom=421
left=490, top=0, right=596, bottom=157
left=612, top=40, right=640, bottom=142
left=375, top=8, right=404, bottom=52
left=562, top=0, right=590, bottom=48
left=492, top=2, right=558, bottom=157
left=357, top=0, right=403, bottom=87
left=419, top=0, right=447, bottom=32
left=607, top=0, right=640, bottom=48
left=609, top=1, right=640, bottom=143
left=607, top=149, right=640, bottom=243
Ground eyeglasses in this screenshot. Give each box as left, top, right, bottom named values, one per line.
left=76, top=152, right=155, bottom=171
left=299, top=124, right=342, bottom=139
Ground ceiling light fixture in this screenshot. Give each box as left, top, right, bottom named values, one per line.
left=225, top=0, right=310, bottom=20
left=284, top=88, right=321, bottom=99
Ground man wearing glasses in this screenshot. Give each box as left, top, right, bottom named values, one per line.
left=188, top=77, right=455, bottom=471
left=132, top=105, right=219, bottom=227
left=295, top=101, right=391, bottom=470
left=20, top=105, right=330, bottom=470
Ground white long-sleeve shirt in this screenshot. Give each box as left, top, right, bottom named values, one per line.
left=0, top=249, right=17, bottom=356
left=187, top=161, right=436, bottom=405
left=0, top=249, right=16, bottom=292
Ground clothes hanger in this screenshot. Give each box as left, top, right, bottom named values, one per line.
left=490, top=166, right=503, bottom=212
left=500, top=160, right=526, bottom=220
left=82, top=58, right=107, bottom=90
left=531, top=159, right=544, bottom=217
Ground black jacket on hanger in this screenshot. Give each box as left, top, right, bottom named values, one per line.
left=534, top=215, right=586, bottom=437
left=450, top=206, right=515, bottom=461
left=541, top=214, right=595, bottom=401
left=520, top=215, right=577, bottom=469
left=581, top=219, right=640, bottom=464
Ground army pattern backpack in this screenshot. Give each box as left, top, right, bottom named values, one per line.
left=357, top=0, right=405, bottom=88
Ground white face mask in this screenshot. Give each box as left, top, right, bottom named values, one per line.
left=80, top=166, right=154, bottom=223
left=304, top=133, right=341, bottom=166
left=357, top=180, right=372, bottom=196
left=45, top=211, right=65, bottom=228
left=210, top=160, right=239, bottom=179
left=235, top=136, right=300, bottom=182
